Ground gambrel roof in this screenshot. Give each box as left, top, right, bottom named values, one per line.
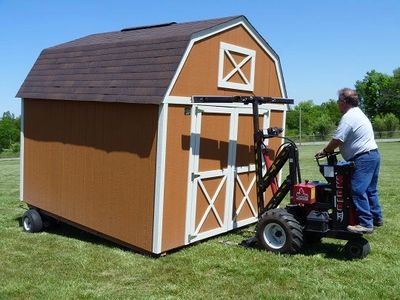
left=17, top=16, right=285, bottom=104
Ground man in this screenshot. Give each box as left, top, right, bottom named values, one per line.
left=315, top=88, right=383, bottom=234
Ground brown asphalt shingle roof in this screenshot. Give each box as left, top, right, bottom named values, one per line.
left=17, top=16, right=241, bottom=104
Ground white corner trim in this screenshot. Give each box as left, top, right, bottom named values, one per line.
left=152, top=103, right=169, bottom=254
left=162, top=17, right=287, bottom=101
left=20, top=99, right=24, bottom=201
left=282, top=109, right=288, bottom=138
left=218, top=42, right=256, bottom=92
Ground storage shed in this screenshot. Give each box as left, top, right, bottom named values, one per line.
left=17, top=15, right=289, bottom=255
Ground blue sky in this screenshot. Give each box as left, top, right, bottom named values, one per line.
left=1, top=0, right=399, bottom=115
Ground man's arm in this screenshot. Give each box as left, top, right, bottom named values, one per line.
left=315, top=138, right=342, bottom=157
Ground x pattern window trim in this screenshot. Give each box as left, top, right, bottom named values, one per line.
left=218, top=42, right=256, bottom=92
left=223, top=50, right=252, bottom=84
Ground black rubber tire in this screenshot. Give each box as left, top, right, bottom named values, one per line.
left=344, top=237, right=370, bottom=259
left=22, top=209, right=43, bottom=233
left=256, top=208, right=303, bottom=254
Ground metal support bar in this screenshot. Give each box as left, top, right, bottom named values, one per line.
left=251, top=102, right=265, bottom=217
left=193, top=96, right=294, bottom=105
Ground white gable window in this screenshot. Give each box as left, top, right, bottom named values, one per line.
left=218, top=42, right=256, bottom=92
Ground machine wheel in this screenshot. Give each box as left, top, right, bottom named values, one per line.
left=344, top=237, right=370, bottom=259
left=22, top=209, right=43, bottom=233
left=256, top=208, right=303, bottom=254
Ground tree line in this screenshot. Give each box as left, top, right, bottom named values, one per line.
left=287, top=67, right=400, bottom=140
left=0, top=112, right=20, bottom=155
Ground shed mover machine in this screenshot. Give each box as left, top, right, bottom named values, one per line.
left=193, top=95, right=371, bottom=259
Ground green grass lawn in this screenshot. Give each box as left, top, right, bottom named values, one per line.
left=1, top=143, right=400, bottom=299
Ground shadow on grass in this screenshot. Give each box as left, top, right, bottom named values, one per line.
left=49, top=223, right=128, bottom=249
left=13, top=214, right=357, bottom=260
left=300, top=241, right=347, bottom=260
left=15, top=215, right=141, bottom=254
left=236, top=229, right=351, bottom=261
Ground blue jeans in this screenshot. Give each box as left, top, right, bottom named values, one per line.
left=351, top=150, right=383, bottom=228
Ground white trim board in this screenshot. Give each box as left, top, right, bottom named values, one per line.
left=20, top=99, right=24, bottom=201
left=152, top=103, right=169, bottom=254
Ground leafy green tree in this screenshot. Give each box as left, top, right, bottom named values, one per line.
left=372, top=113, right=399, bottom=138
left=355, top=69, right=399, bottom=119
left=372, top=115, right=385, bottom=138
left=285, top=107, right=299, bottom=137
left=312, top=113, right=335, bottom=139
left=383, top=113, right=399, bottom=136
left=387, top=68, right=400, bottom=118
left=297, top=100, right=320, bottom=135
left=0, top=112, right=20, bottom=152
left=320, top=99, right=342, bottom=126
left=286, top=100, right=339, bottom=139
left=286, top=100, right=319, bottom=136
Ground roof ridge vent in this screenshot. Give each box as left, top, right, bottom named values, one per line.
left=121, top=22, right=177, bottom=32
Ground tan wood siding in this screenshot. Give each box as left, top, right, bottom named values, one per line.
left=233, top=114, right=259, bottom=222
left=161, top=105, right=192, bottom=251
left=170, top=25, right=282, bottom=98
left=23, top=99, right=158, bottom=252
left=198, top=114, right=230, bottom=172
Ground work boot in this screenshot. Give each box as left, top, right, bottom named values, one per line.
left=373, top=219, right=384, bottom=227
left=347, top=225, right=374, bottom=234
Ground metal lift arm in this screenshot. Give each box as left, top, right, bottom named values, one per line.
left=259, top=141, right=300, bottom=216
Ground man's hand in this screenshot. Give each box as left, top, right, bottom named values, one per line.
left=315, top=149, right=327, bottom=158
left=315, top=139, right=341, bottom=159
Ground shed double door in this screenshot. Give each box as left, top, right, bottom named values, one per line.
left=186, top=105, right=268, bottom=243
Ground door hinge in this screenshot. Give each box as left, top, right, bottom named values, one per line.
left=184, top=106, right=191, bottom=116
left=195, top=107, right=204, bottom=115
left=191, top=173, right=200, bottom=181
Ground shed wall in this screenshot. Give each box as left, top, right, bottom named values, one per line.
left=23, top=99, right=158, bottom=252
